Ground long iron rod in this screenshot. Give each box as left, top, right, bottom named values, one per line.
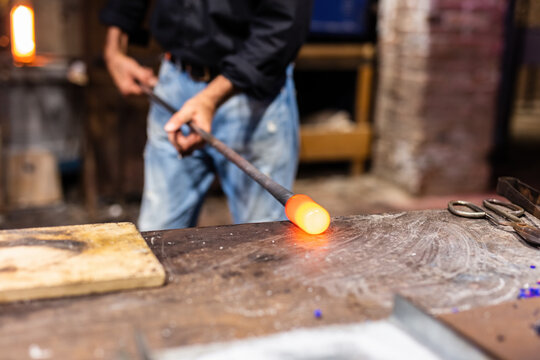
left=141, top=86, right=295, bottom=206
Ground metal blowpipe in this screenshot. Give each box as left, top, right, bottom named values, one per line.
left=139, top=84, right=330, bottom=235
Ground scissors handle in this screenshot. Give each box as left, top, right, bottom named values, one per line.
left=482, top=199, right=524, bottom=223
left=448, top=200, right=539, bottom=245
left=448, top=200, right=486, bottom=218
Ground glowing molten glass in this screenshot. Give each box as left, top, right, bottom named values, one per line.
left=10, top=5, right=35, bottom=64
left=285, top=194, right=330, bottom=235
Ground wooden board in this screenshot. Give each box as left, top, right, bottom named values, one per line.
left=441, top=297, right=540, bottom=360
left=0, top=222, right=165, bottom=303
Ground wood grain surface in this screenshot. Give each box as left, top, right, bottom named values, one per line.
left=441, top=297, right=540, bottom=360
left=0, top=222, right=165, bottom=302
left=0, top=211, right=538, bottom=359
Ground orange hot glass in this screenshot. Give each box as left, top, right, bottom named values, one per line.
left=285, top=194, right=330, bottom=235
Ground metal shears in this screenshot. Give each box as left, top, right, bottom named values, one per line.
left=448, top=199, right=540, bottom=246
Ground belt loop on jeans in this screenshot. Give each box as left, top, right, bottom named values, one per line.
left=184, top=63, right=212, bottom=82
left=165, top=52, right=216, bottom=83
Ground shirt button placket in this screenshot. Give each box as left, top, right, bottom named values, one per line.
left=182, top=0, right=195, bottom=47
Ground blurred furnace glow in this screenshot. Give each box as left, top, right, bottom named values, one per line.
left=10, top=4, right=36, bottom=64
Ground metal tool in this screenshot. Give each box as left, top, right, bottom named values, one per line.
left=497, top=177, right=540, bottom=219
left=139, top=84, right=293, bottom=205
left=138, top=84, right=330, bottom=235
left=448, top=199, right=540, bottom=245
left=391, top=295, right=493, bottom=360
left=136, top=295, right=494, bottom=360
left=134, top=330, right=152, bottom=360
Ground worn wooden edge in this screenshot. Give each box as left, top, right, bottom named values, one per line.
left=0, top=221, right=130, bottom=234
left=0, top=273, right=166, bottom=303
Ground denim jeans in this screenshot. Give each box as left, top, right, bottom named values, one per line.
left=138, top=60, right=300, bottom=231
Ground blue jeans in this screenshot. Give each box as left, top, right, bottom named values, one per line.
left=138, top=60, right=300, bottom=231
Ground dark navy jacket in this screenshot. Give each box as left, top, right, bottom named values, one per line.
left=100, top=0, right=313, bottom=99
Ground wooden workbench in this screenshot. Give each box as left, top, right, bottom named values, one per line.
left=0, top=210, right=538, bottom=359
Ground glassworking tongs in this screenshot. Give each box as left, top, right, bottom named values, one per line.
left=448, top=199, right=540, bottom=246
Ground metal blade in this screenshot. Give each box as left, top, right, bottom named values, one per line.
left=391, top=295, right=494, bottom=360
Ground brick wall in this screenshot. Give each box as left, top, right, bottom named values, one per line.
left=373, top=0, right=507, bottom=194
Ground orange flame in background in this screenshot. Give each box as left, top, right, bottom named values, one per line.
left=10, top=4, right=35, bottom=64
left=285, top=194, right=331, bottom=235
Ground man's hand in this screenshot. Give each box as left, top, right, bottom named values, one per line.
left=105, top=52, right=157, bottom=95
left=104, top=27, right=157, bottom=96
left=164, top=91, right=216, bottom=156
left=164, top=75, right=236, bottom=156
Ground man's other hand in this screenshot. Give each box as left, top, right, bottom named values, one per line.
left=105, top=53, right=157, bottom=95
left=104, top=26, right=157, bottom=96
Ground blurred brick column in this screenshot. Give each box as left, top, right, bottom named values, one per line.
left=373, top=0, right=507, bottom=194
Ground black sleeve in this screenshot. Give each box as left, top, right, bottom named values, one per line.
left=220, top=0, right=313, bottom=99
left=99, top=0, right=150, bottom=35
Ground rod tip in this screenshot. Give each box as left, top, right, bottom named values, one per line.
left=285, top=194, right=330, bottom=235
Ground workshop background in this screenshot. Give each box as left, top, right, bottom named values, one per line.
left=0, top=0, right=538, bottom=230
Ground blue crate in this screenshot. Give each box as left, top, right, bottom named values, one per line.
left=310, top=0, right=370, bottom=37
